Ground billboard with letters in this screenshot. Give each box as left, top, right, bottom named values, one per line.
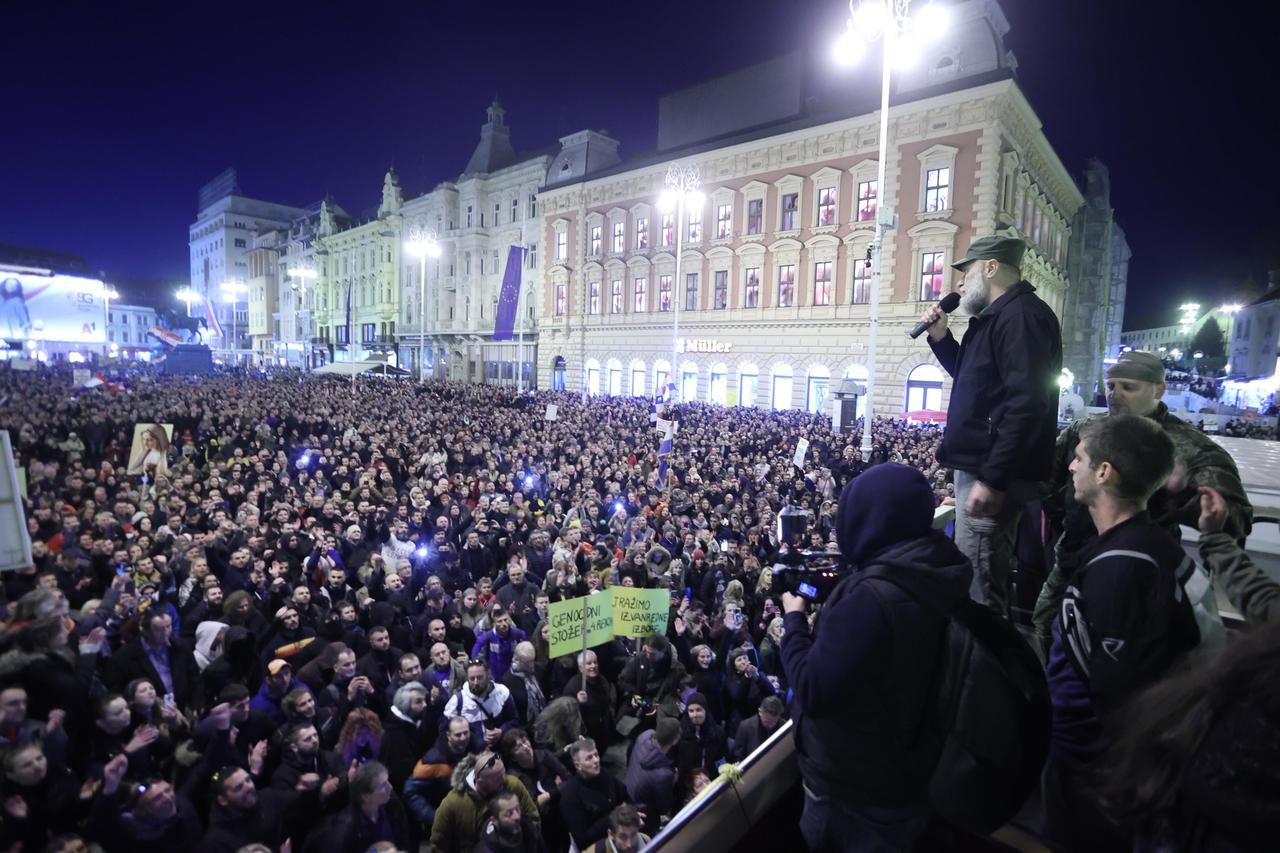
left=0, top=270, right=106, bottom=343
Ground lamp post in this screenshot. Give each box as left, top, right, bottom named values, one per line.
left=405, top=229, right=441, bottom=383
left=287, top=266, right=318, bottom=370
left=176, top=287, right=197, bottom=317
left=658, top=163, right=704, bottom=403
left=103, top=286, right=119, bottom=358
left=835, top=0, right=948, bottom=456
left=221, top=279, right=247, bottom=365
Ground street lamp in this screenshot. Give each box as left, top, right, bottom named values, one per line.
left=221, top=279, right=247, bottom=363
left=658, top=163, right=704, bottom=403
left=287, top=266, right=318, bottom=370
left=405, top=230, right=441, bottom=383
left=175, top=286, right=198, bottom=316
left=835, top=0, right=949, bottom=456
left=102, top=286, right=119, bottom=356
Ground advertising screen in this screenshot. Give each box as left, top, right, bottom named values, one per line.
left=0, top=270, right=106, bottom=343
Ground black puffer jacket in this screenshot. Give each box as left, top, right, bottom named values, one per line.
left=928, top=280, right=1062, bottom=489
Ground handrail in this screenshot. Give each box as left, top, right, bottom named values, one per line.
left=645, top=719, right=798, bottom=852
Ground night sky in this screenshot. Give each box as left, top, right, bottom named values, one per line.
left=4, top=0, right=1276, bottom=329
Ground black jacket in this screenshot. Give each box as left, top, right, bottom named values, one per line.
left=928, top=280, right=1062, bottom=489
left=781, top=532, right=972, bottom=808
left=557, top=771, right=630, bottom=850
left=106, top=636, right=205, bottom=710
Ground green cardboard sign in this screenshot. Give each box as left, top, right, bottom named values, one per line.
left=611, top=587, right=670, bottom=638
left=547, top=592, right=614, bottom=659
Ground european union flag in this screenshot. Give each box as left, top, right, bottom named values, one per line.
left=493, top=246, right=526, bottom=341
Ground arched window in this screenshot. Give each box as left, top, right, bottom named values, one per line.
left=906, top=363, right=945, bottom=411
left=680, top=361, right=699, bottom=403
left=630, top=359, right=646, bottom=396
left=709, top=362, right=728, bottom=406
left=607, top=359, right=623, bottom=396
left=771, top=363, right=794, bottom=411
left=807, top=364, right=831, bottom=414
left=551, top=356, right=567, bottom=391
left=738, top=363, right=759, bottom=407
left=654, top=360, right=671, bottom=396
left=585, top=358, right=601, bottom=396
left=845, top=364, right=869, bottom=381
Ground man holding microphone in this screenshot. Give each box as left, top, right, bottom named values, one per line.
left=917, top=235, right=1062, bottom=618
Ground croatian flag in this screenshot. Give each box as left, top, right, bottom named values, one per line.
left=650, top=381, right=677, bottom=423
left=657, top=420, right=674, bottom=487
left=492, top=246, right=527, bottom=341
left=203, top=297, right=224, bottom=339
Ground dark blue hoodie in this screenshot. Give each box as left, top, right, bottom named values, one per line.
left=782, top=463, right=973, bottom=807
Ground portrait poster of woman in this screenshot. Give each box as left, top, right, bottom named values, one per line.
left=126, top=423, right=173, bottom=477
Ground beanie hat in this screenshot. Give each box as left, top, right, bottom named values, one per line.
left=685, top=692, right=709, bottom=711
left=836, top=463, right=935, bottom=566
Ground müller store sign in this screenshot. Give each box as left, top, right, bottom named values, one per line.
left=675, top=338, right=733, bottom=354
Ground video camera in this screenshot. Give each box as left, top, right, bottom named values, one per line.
left=771, top=504, right=846, bottom=604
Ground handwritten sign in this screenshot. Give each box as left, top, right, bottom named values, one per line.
left=611, top=588, right=670, bottom=639
left=545, top=404, right=559, bottom=421
left=793, top=438, right=810, bottom=470
left=547, top=593, right=613, bottom=658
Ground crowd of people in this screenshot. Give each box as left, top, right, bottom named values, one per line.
left=0, top=361, right=950, bottom=853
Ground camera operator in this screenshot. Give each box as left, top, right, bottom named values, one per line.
left=781, top=464, right=972, bottom=851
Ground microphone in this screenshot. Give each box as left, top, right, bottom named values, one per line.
left=908, top=292, right=961, bottom=339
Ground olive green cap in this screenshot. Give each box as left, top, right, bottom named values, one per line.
left=951, top=235, right=1026, bottom=271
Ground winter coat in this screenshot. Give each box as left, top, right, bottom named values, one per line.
left=429, top=754, right=540, bottom=853
left=470, top=625, right=527, bottom=681
left=306, top=797, right=412, bottom=853
left=928, top=280, right=1062, bottom=489
left=624, top=729, right=676, bottom=830
left=617, top=649, right=686, bottom=717
left=0, top=647, right=97, bottom=736
left=556, top=769, right=631, bottom=850
left=106, top=634, right=205, bottom=710
left=440, top=680, right=519, bottom=749
left=676, top=714, right=728, bottom=779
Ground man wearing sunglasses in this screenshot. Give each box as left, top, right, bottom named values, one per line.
left=430, top=750, right=539, bottom=853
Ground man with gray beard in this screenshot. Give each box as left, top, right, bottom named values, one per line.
left=917, top=235, right=1062, bottom=619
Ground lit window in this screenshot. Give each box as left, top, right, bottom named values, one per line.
left=661, top=214, right=674, bottom=247
left=636, top=218, right=648, bottom=249
left=852, top=252, right=872, bottom=304
left=634, top=277, right=648, bottom=312
left=555, top=284, right=567, bottom=316
left=919, top=251, right=946, bottom=301
left=925, top=168, right=950, bottom=212
left=612, top=221, right=625, bottom=253
left=590, top=226, right=601, bottom=256
left=589, top=281, right=601, bottom=315
left=716, top=205, right=732, bottom=239
left=714, top=271, right=728, bottom=309
left=685, top=273, right=698, bottom=311
left=744, top=268, right=760, bottom=308
left=778, top=264, right=796, bottom=307
left=857, top=180, right=878, bottom=222
left=780, top=193, right=799, bottom=230
left=658, top=275, right=672, bottom=312
left=747, top=199, right=763, bottom=235
left=817, top=188, right=837, bottom=227
left=611, top=279, right=623, bottom=313
left=687, top=207, right=702, bottom=243
left=813, top=261, right=832, bottom=306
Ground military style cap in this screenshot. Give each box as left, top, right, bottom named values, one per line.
left=1106, top=350, right=1165, bottom=385
left=951, top=235, right=1026, bottom=271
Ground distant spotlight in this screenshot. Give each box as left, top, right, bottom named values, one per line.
left=613, top=502, right=624, bottom=513
left=523, top=475, right=535, bottom=488
left=300, top=453, right=311, bottom=465
left=416, top=546, right=429, bottom=558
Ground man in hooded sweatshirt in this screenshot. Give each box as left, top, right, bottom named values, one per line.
left=623, top=717, right=680, bottom=834
left=781, top=463, right=972, bottom=853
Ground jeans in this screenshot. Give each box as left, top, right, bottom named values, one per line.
left=952, top=470, right=1039, bottom=618
left=800, top=788, right=929, bottom=853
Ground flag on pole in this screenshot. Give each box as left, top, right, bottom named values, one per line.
left=203, top=297, right=224, bottom=339
left=657, top=420, right=674, bottom=488
left=147, top=327, right=183, bottom=349
left=345, top=282, right=353, bottom=344
left=650, top=381, right=677, bottom=423
left=492, top=246, right=526, bottom=341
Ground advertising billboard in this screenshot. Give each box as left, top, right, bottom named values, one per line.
left=0, top=270, right=106, bottom=343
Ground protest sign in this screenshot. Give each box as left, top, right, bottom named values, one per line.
left=545, top=404, right=558, bottom=421
left=611, top=587, right=670, bottom=638
left=793, top=438, right=810, bottom=470
left=547, top=593, right=613, bottom=658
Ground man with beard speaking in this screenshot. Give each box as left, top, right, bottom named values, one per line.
left=917, top=235, right=1062, bottom=619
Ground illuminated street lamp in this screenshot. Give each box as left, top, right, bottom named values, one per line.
left=834, top=0, right=948, bottom=455
left=404, top=230, right=441, bottom=383
left=175, top=286, right=198, bottom=316
left=221, top=279, right=248, bottom=362
left=658, top=163, right=705, bottom=403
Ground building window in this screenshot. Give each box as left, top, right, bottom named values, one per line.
left=857, top=180, right=878, bottom=221
left=636, top=217, right=648, bottom=249
left=780, top=193, right=799, bottom=231
left=362, top=322, right=376, bottom=342
left=807, top=366, right=831, bottom=414
left=714, top=270, right=728, bottom=309
left=612, top=221, right=625, bottom=253
left=813, top=261, right=832, bottom=306
left=710, top=363, right=728, bottom=405
left=919, top=251, right=946, bottom=301
left=631, top=367, right=645, bottom=396
left=747, top=199, right=763, bottom=235
left=817, top=188, right=837, bottom=227
left=739, top=364, right=759, bottom=407
left=658, top=275, right=672, bottom=312
left=906, top=363, right=945, bottom=410
left=465, top=252, right=472, bottom=275
left=527, top=243, right=537, bottom=270
left=234, top=238, right=246, bottom=248
left=555, top=230, right=567, bottom=261
left=661, top=215, right=674, bottom=247
left=852, top=252, right=872, bottom=304
left=771, top=365, right=794, bottom=410
left=687, top=207, right=702, bottom=242
left=336, top=325, right=349, bottom=344
left=744, top=267, right=761, bottom=308
left=589, top=280, right=601, bottom=315
left=716, top=205, right=732, bottom=239
left=634, top=277, right=648, bottom=312
left=778, top=264, right=796, bottom=307
left=611, top=279, right=623, bottom=313
left=511, top=197, right=519, bottom=221
left=685, top=272, right=698, bottom=311
left=466, top=206, right=474, bottom=227
left=681, top=364, right=698, bottom=402
left=528, top=196, right=537, bottom=218
left=555, top=284, right=567, bottom=316
left=925, top=168, right=950, bottom=213
left=590, top=226, right=601, bottom=256
left=494, top=202, right=501, bottom=226
left=586, top=362, right=601, bottom=395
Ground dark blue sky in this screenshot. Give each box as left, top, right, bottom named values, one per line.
left=3, top=0, right=1276, bottom=329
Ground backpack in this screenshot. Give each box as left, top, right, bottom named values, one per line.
left=864, top=567, right=1050, bottom=835
left=1084, top=549, right=1226, bottom=649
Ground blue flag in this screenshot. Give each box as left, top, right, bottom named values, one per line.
left=345, top=281, right=352, bottom=346
left=492, top=246, right=526, bottom=341
left=657, top=422, right=674, bottom=487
